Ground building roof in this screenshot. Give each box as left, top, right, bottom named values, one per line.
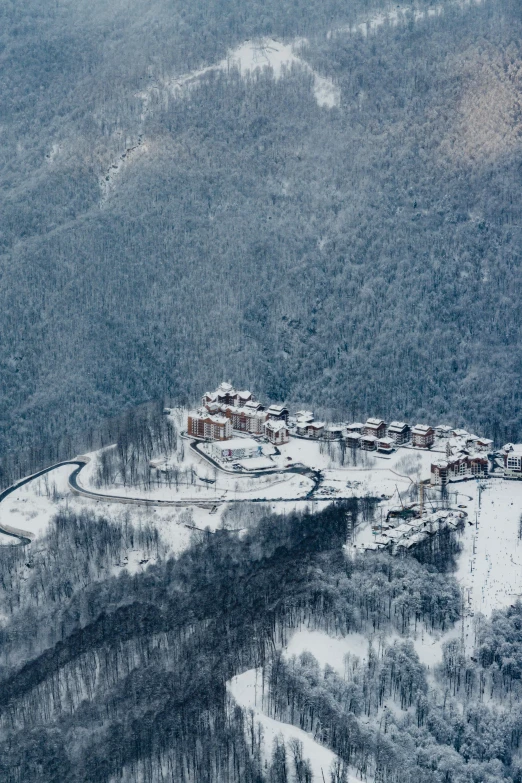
left=267, top=404, right=288, bottom=414
left=214, top=437, right=260, bottom=451
left=307, top=421, right=325, bottom=429
left=346, top=433, right=361, bottom=441
left=218, top=382, right=235, bottom=393
left=295, top=410, right=314, bottom=419
left=378, top=437, right=394, bottom=446
left=361, top=434, right=378, bottom=442
left=347, top=422, right=364, bottom=430
left=504, top=443, right=522, bottom=455
left=265, top=419, right=287, bottom=432
left=365, top=418, right=386, bottom=427
left=237, top=390, right=252, bottom=400
left=388, top=421, right=408, bottom=432
left=327, top=424, right=344, bottom=432
left=453, top=428, right=470, bottom=438
left=412, top=424, right=434, bottom=435
left=296, top=414, right=314, bottom=424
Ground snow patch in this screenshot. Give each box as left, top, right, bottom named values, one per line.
left=228, top=668, right=352, bottom=782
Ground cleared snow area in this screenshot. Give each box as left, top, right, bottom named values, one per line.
left=452, top=479, right=522, bottom=651
left=137, top=38, right=340, bottom=114
left=228, top=668, right=359, bottom=783
left=328, top=0, right=485, bottom=39
left=284, top=628, right=370, bottom=673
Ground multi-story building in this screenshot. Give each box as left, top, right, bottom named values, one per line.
left=223, top=406, right=267, bottom=434
left=411, top=424, right=435, bottom=449
left=503, top=444, right=522, bottom=477
left=377, top=437, right=394, bottom=454
left=360, top=434, right=378, bottom=451
left=202, top=382, right=255, bottom=409
left=387, top=421, right=410, bottom=445
left=304, top=421, right=325, bottom=439
left=363, top=418, right=387, bottom=439
left=266, top=404, right=289, bottom=423
left=187, top=412, right=232, bottom=440
left=264, top=419, right=289, bottom=445
left=431, top=453, right=489, bottom=485
left=212, top=438, right=261, bottom=462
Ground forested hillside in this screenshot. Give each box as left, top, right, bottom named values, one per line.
left=2, top=0, right=522, bottom=456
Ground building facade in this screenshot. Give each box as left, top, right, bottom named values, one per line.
left=363, top=418, right=387, bottom=439
left=503, top=444, right=522, bottom=477
left=431, top=454, right=489, bottom=485
left=187, top=412, right=233, bottom=440
left=411, top=424, right=435, bottom=448
left=202, top=382, right=255, bottom=409
left=387, top=421, right=410, bottom=445
left=264, top=419, right=289, bottom=445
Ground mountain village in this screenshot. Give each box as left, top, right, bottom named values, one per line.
left=186, top=381, right=517, bottom=487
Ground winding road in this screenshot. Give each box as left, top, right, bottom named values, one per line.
left=0, top=449, right=326, bottom=546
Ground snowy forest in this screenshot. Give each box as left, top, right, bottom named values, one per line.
left=2, top=0, right=522, bottom=470
left=0, top=500, right=520, bottom=782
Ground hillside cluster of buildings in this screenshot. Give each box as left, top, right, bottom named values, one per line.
left=363, top=509, right=466, bottom=554
left=185, top=382, right=503, bottom=482
left=187, top=382, right=290, bottom=447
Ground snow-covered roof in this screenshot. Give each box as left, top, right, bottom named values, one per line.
left=361, top=434, right=377, bottom=442
left=295, top=410, right=313, bottom=419
left=214, top=437, right=260, bottom=450
left=346, top=433, right=361, bottom=441
left=432, top=460, right=449, bottom=469
left=267, top=404, right=288, bottom=414
left=388, top=421, right=408, bottom=432
left=378, top=437, right=394, bottom=446
left=436, top=424, right=452, bottom=432
left=453, top=428, right=469, bottom=438
left=264, top=419, right=287, bottom=432
left=237, top=390, right=252, bottom=399
left=411, top=424, right=434, bottom=435
left=307, top=421, right=325, bottom=429
left=327, top=424, right=344, bottom=432
left=218, top=382, right=235, bottom=393
left=296, top=414, right=314, bottom=424
left=365, top=418, right=385, bottom=427
left=347, top=422, right=364, bottom=430
left=476, top=437, right=493, bottom=446
left=504, top=443, right=522, bottom=455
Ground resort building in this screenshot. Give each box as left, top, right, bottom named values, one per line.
left=187, top=412, right=232, bottom=440
left=503, top=444, right=522, bottom=478
left=264, top=419, right=289, bottom=445
left=387, top=421, right=410, bottom=445
left=266, top=404, right=289, bottom=423
left=363, top=418, right=387, bottom=439
left=431, top=453, right=489, bottom=485
left=411, top=424, right=435, bottom=449
left=360, top=434, right=378, bottom=451
left=377, top=437, right=394, bottom=454
left=212, top=438, right=262, bottom=462
left=202, top=382, right=255, bottom=409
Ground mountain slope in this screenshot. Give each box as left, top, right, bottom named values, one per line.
left=1, top=0, right=522, bottom=455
